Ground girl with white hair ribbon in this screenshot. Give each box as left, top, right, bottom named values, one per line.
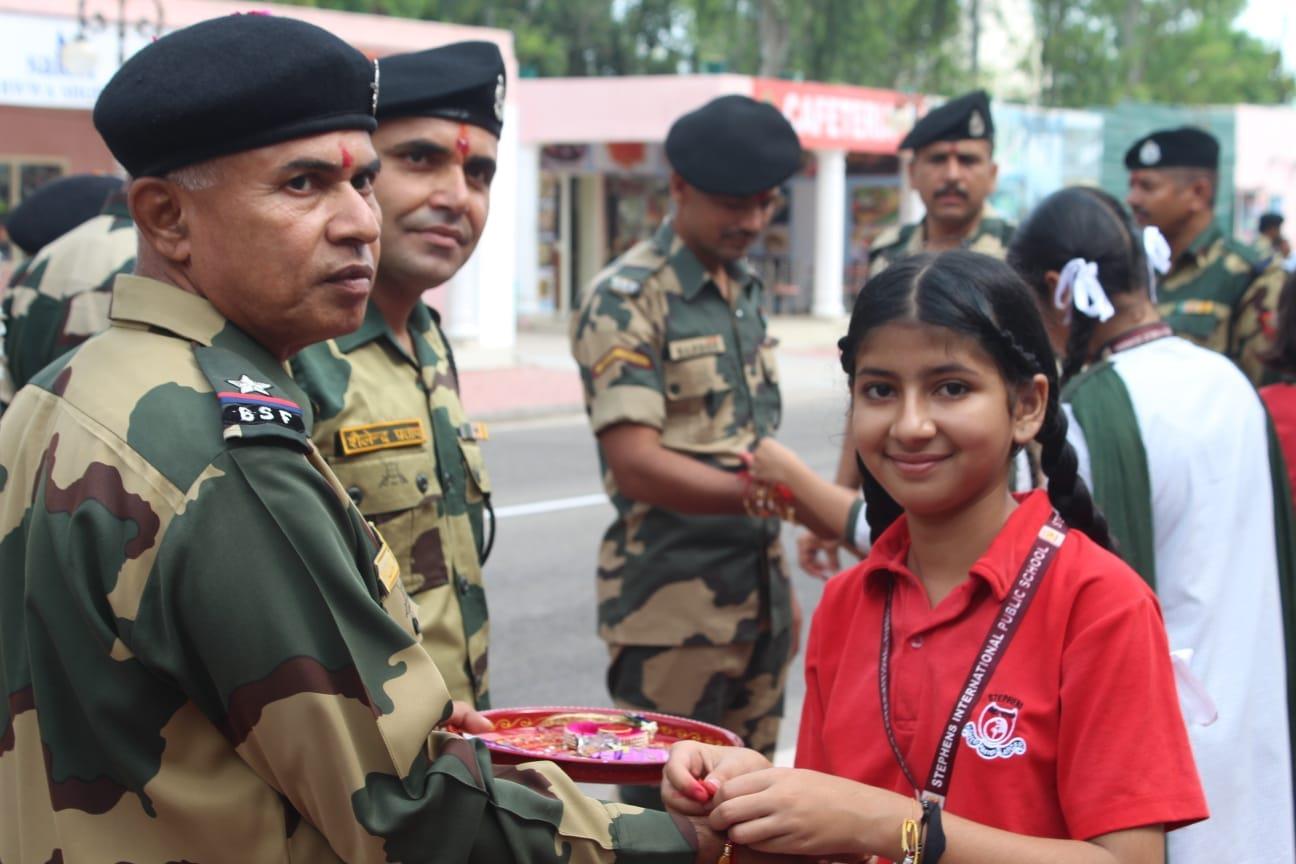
left=1008, top=185, right=1296, bottom=864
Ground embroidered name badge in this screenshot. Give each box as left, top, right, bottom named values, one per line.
left=1177, top=299, right=1222, bottom=316
left=962, top=697, right=1028, bottom=761
left=218, top=391, right=306, bottom=434
left=667, top=334, right=725, bottom=361
left=592, top=347, right=653, bottom=377
left=338, top=419, right=427, bottom=456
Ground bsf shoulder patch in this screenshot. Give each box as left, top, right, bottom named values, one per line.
left=338, top=418, right=428, bottom=456
left=607, top=274, right=644, bottom=296
left=218, top=391, right=306, bottom=434
left=593, top=346, right=653, bottom=377
left=667, top=334, right=725, bottom=361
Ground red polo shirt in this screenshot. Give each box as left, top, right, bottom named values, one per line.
left=796, top=490, right=1207, bottom=841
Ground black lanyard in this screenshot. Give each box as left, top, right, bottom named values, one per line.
left=878, top=512, right=1068, bottom=803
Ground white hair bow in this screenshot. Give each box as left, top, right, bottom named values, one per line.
left=1143, top=226, right=1171, bottom=302
left=1054, top=258, right=1115, bottom=323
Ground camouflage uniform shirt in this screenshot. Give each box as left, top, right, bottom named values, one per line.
left=0, top=198, right=135, bottom=409
left=0, top=274, right=695, bottom=863
left=866, top=209, right=1016, bottom=278
left=291, top=300, right=492, bottom=708
left=570, top=221, right=791, bottom=648
left=1157, top=222, right=1285, bottom=385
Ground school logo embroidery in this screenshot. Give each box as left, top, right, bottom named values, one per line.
left=962, top=698, right=1027, bottom=760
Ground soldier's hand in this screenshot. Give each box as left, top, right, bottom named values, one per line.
left=796, top=531, right=841, bottom=581
left=445, top=700, right=494, bottom=734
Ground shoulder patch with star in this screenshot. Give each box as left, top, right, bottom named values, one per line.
left=195, top=346, right=310, bottom=450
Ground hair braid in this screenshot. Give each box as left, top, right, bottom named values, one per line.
left=1059, top=308, right=1098, bottom=388
left=1036, top=389, right=1115, bottom=551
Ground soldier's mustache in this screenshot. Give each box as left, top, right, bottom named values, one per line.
left=404, top=210, right=474, bottom=241
left=721, top=229, right=758, bottom=243
left=934, top=185, right=968, bottom=199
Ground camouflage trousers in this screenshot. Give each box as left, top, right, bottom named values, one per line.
left=607, top=626, right=792, bottom=809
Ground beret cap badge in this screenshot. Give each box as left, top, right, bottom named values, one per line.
left=1139, top=139, right=1161, bottom=166
left=370, top=58, right=381, bottom=116
left=494, top=74, right=505, bottom=124
left=968, top=109, right=986, bottom=138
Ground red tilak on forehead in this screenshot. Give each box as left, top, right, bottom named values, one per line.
left=456, top=124, right=470, bottom=160
left=340, top=144, right=353, bottom=168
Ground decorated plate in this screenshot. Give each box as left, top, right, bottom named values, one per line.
left=471, top=706, right=743, bottom=785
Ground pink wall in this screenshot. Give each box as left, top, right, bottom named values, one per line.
left=518, top=75, right=751, bottom=145
left=1234, top=105, right=1296, bottom=242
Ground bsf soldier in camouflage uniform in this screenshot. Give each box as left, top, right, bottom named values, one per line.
left=570, top=96, right=803, bottom=809
left=0, top=17, right=717, bottom=861
left=292, top=43, right=503, bottom=709
left=0, top=176, right=134, bottom=410
left=1126, top=126, right=1285, bottom=385
left=866, top=90, right=1014, bottom=280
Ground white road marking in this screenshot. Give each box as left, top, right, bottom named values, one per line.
left=493, top=493, right=609, bottom=519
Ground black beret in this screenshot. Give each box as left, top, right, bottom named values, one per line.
left=1260, top=213, right=1285, bottom=232
left=901, top=90, right=994, bottom=151
left=6, top=174, right=123, bottom=256
left=666, top=95, right=802, bottom=197
left=1124, top=127, right=1219, bottom=171
left=94, top=14, right=377, bottom=178
left=378, top=41, right=506, bottom=137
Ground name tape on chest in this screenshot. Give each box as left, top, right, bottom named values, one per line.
left=1173, top=299, right=1225, bottom=317
left=218, top=392, right=306, bottom=434
left=667, top=334, right=726, bottom=361
left=338, top=418, right=428, bottom=456
left=592, top=346, right=653, bottom=377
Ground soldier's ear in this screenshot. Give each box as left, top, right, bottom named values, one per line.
left=128, top=177, right=191, bottom=265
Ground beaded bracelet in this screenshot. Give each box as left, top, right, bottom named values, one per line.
left=738, top=470, right=796, bottom=522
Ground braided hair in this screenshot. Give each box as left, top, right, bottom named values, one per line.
left=1006, top=186, right=1149, bottom=387
left=841, top=251, right=1114, bottom=550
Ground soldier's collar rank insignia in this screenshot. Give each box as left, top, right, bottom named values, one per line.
left=968, top=109, right=986, bottom=138
left=226, top=374, right=273, bottom=395
left=608, top=274, right=643, bottom=296
left=1140, top=139, right=1161, bottom=166
left=494, top=73, right=506, bottom=124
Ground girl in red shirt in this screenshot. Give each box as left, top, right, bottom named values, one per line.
left=664, top=251, right=1206, bottom=863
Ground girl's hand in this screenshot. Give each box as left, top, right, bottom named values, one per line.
left=662, top=741, right=773, bottom=816
left=445, top=700, right=494, bottom=734
left=751, top=438, right=803, bottom=486
left=708, top=768, right=906, bottom=860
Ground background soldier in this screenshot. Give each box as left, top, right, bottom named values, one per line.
left=0, top=175, right=134, bottom=410
left=0, top=16, right=724, bottom=861
left=292, top=42, right=502, bottom=709
left=866, top=89, right=1014, bottom=278
left=811, top=90, right=1017, bottom=577
left=1126, top=126, right=1285, bottom=384
left=1257, top=212, right=1291, bottom=262
left=570, top=94, right=803, bottom=809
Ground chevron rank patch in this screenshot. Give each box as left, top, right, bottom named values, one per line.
left=593, top=347, right=653, bottom=377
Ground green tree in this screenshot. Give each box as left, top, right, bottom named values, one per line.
left=1032, top=0, right=1293, bottom=106
left=277, top=0, right=966, bottom=92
